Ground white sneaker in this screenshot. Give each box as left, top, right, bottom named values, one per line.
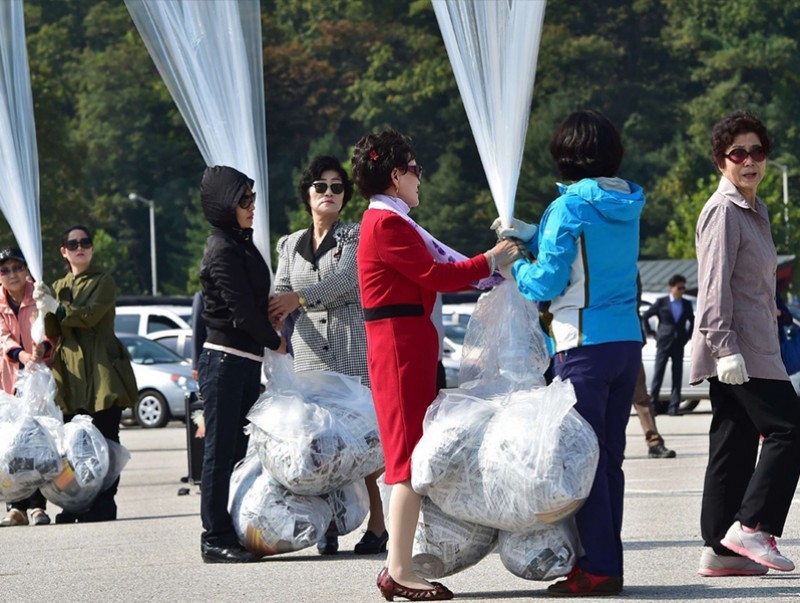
left=697, top=547, right=768, bottom=577
left=721, top=521, right=794, bottom=571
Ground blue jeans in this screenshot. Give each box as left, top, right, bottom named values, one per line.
left=198, top=349, right=262, bottom=547
left=554, top=341, right=641, bottom=577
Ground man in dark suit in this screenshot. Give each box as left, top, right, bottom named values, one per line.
left=642, top=274, right=695, bottom=415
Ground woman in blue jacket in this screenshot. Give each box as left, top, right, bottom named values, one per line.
left=500, top=110, right=644, bottom=596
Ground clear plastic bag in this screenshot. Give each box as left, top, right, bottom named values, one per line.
left=458, top=281, right=550, bottom=392
left=14, top=363, right=62, bottom=422
left=41, top=416, right=110, bottom=513
left=478, top=380, right=599, bottom=529
left=248, top=352, right=383, bottom=495
left=0, top=416, right=62, bottom=502
left=230, top=453, right=332, bottom=556
left=101, top=439, right=131, bottom=493
left=321, top=480, right=369, bottom=537
left=412, top=496, right=498, bottom=579
left=498, top=519, right=580, bottom=581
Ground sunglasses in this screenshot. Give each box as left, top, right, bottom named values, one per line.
left=238, top=192, right=256, bottom=209
left=405, top=164, right=422, bottom=179
left=0, top=264, right=26, bottom=276
left=312, top=182, right=345, bottom=195
left=676, top=286, right=686, bottom=291
left=64, top=237, right=93, bottom=251
left=725, top=146, right=767, bottom=164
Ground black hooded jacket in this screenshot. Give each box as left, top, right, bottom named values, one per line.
left=199, top=166, right=280, bottom=355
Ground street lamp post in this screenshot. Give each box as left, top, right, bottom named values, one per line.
left=128, top=192, right=158, bottom=296
left=771, top=161, right=790, bottom=248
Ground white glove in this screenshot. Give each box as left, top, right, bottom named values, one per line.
left=32, top=281, right=52, bottom=301
left=491, top=217, right=538, bottom=243
left=36, top=292, right=59, bottom=316
left=717, top=353, right=749, bottom=385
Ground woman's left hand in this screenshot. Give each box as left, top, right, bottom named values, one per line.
left=268, top=292, right=301, bottom=322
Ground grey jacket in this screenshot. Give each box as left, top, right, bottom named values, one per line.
left=690, top=176, right=788, bottom=384
left=274, top=221, right=369, bottom=387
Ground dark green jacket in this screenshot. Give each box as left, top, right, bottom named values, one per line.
left=45, top=268, right=137, bottom=414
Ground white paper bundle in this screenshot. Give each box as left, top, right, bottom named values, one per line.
left=413, top=496, right=498, bottom=579
left=498, top=520, right=580, bottom=581
left=0, top=416, right=62, bottom=502
left=41, top=416, right=110, bottom=513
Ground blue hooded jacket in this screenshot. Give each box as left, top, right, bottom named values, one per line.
left=511, top=177, right=645, bottom=353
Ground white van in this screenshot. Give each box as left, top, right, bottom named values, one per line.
left=115, top=305, right=192, bottom=336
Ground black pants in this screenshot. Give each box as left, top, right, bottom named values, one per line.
left=7, top=490, right=46, bottom=512
left=198, top=350, right=261, bottom=547
left=64, top=407, right=123, bottom=506
left=649, top=340, right=684, bottom=413
left=701, top=377, right=800, bottom=554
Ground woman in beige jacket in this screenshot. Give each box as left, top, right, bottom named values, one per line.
left=691, top=111, right=800, bottom=577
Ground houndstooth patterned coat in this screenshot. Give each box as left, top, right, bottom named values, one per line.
left=274, top=221, right=370, bottom=387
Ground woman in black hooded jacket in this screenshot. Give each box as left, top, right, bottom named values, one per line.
left=197, top=165, right=285, bottom=563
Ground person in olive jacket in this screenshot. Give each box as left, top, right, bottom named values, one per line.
left=36, top=225, right=138, bottom=523
left=197, top=165, right=285, bottom=564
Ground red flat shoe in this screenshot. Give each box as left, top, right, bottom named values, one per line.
left=546, top=566, right=623, bottom=597
left=377, top=570, right=453, bottom=601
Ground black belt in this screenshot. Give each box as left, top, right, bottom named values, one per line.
left=363, top=304, right=424, bottom=322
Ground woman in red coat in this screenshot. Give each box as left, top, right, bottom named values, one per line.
left=353, top=129, right=520, bottom=601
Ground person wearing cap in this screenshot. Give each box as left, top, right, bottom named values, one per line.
left=0, top=247, right=54, bottom=526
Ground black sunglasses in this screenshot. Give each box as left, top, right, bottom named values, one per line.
left=0, top=264, right=26, bottom=276
left=312, top=182, right=345, bottom=195
left=238, top=192, right=256, bottom=209
left=64, top=237, right=93, bottom=251
left=725, top=146, right=767, bottom=164
left=405, top=164, right=422, bottom=179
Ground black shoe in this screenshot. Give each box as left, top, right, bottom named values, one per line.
left=648, top=443, right=677, bottom=459
left=354, top=529, right=389, bottom=555
left=317, top=534, right=339, bottom=555
left=201, top=542, right=262, bottom=563
left=55, top=511, right=79, bottom=524
left=668, top=409, right=683, bottom=416
left=78, top=499, right=117, bottom=523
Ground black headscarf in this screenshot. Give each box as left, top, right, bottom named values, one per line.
left=200, top=166, right=254, bottom=231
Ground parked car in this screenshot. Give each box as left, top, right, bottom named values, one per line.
left=115, top=305, right=192, bottom=336
left=147, top=328, right=194, bottom=362
left=117, top=333, right=198, bottom=428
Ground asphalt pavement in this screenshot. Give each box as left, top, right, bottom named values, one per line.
left=2, top=400, right=800, bottom=602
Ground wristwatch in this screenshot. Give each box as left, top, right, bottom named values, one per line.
left=297, top=293, right=306, bottom=308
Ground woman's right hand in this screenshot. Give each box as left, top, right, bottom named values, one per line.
left=489, top=239, right=522, bottom=268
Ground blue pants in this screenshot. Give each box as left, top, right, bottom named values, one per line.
left=198, top=349, right=262, bottom=547
left=554, top=341, right=641, bottom=577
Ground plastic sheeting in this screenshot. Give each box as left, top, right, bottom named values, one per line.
left=0, top=0, right=42, bottom=281
left=0, top=416, right=62, bottom=503
left=432, top=0, right=546, bottom=228
left=124, top=0, right=272, bottom=264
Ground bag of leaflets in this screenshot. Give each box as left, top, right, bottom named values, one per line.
left=411, top=283, right=599, bottom=532
left=41, top=416, right=110, bottom=513
left=247, top=352, right=383, bottom=496
left=229, top=451, right=332, bottom=556
left=498, top=520, right=580, bottom=581
left=412, top=495, right=497, bottom=579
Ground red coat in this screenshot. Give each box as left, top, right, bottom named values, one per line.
left=357, top=209, right=489, bottom=483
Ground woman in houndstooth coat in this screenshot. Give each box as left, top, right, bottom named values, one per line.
left=269, top=156, right=386, bottom=556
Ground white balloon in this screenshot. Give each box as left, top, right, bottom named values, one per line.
left=0, top=0, right=43, bottom=282
left=432, top=0, right=546, bottom=228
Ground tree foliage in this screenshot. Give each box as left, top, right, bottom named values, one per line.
left=3, top=0, right=798, bottom=295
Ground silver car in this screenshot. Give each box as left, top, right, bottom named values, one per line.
left=118, top=334, right=198, bottom=428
